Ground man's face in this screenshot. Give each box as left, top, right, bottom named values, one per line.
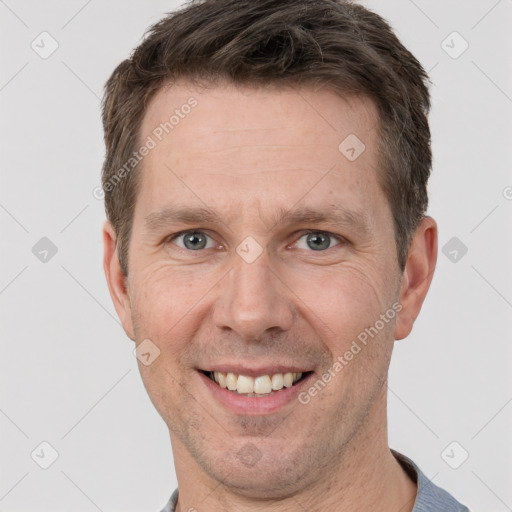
left=113, top=82, right=407, bottom=495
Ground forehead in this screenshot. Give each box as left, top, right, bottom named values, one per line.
left=140, top=80, right=378, bottom=156
left=135, top=80, right=386, bottom=226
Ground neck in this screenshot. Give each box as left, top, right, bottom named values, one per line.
left=171, top=388, right=417, bottom=512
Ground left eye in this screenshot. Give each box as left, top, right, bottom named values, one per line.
left=171, top=231, right=216, bottom=251
left=294, top=232, right=342, bottom=251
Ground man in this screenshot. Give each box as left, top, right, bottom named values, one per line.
left=101, top=0, right=470, bottom=510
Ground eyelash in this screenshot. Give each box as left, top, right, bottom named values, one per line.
left=166, top=230, right=346, bottom=253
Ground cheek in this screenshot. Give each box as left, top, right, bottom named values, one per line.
left=131, top=262, right=215, bottom=341
left=291, top=262, right=392, bottom=345
left=131, top=265, right=205, bottom=426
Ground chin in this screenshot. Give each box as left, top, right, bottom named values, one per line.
left=215, top=470, right=304, bottom=499
left=200, top=444, right=314, bottom=499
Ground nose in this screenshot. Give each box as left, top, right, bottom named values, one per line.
left=212, top=249, right=294, bottom=341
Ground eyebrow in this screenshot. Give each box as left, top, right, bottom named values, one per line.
left=268, top=205, right=371, bottom=236
left=145, top=206, right=224, bottom=233
left=144, top=204, right=371, bottom=237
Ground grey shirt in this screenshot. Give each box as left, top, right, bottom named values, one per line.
left=160, top=450, right=470, bottom=511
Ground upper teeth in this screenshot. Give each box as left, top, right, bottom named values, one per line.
left=213, top=371, right=303, bottom=394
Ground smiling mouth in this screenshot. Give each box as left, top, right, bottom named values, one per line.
left=201, top=370, right=311, bottom=397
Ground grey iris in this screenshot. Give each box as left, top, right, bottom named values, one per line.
left=183, top=232, right=207, bottom=250
left=307, top=233, right=331, bottom=251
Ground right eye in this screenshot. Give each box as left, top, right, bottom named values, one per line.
left=168, top=231, right=217, bottom=251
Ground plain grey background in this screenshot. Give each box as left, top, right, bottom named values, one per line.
left=1, top=1, right=511, bottom=510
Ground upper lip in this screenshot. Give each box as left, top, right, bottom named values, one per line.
left=199, top=364, right=312, bottom=377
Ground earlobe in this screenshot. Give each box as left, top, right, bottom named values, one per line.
left=102, top=220, right=135, bottom=341
left=394, top=216, right=438, bottom=341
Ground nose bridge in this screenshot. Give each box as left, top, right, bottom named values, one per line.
left=213, top=249, right=293, bottom=339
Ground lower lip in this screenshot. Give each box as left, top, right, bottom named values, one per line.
left=198, top=371, right=314, bottom=415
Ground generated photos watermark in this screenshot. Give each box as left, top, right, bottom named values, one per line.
left=298, top=301, right=402, bottom=405
left=93, top=97, right=198, bottom=200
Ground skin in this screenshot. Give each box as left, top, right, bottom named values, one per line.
left=103, top=81, right=437, bottom=512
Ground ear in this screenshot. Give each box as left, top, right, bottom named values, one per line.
left=394, top=216, right=438, bottom=341
left=103, top=220, right=135, bottom=341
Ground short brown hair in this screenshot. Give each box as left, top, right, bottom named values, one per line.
left=101, top=0, right=431, bottom=276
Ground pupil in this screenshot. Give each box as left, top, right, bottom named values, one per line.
left=184, top=232, right=206, bottom=250
left=307, top=233, right=330, bottom=251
